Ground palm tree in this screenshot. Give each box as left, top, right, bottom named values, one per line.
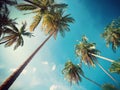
left=109, top=61, right=120, bottom=74
left=75, top=35, right=119, bottom=84
left=0, top=22, right=33, bottom=50
left=101, top=17, right=120, bottom=52
left=102, top=83, right=119, bottom=90
left=16, top=0, right=68, bottom=31
left=0, top=9, right=74, bottom=90
left=62, top=61, right=101, bottom=87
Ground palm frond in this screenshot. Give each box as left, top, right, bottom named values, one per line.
left=14, top=36, right=24, bottom=50
left=4, top=38, right=16, bottom=47
left=52, top=3, right=68, bottom=9
left=30, top=13, right=42, bottom=31
left=109, top=61, right=120, bottom=74
left=102, top=84, right=118, bottom=90
left=16, top=4, right=37, bottom=11
left=20, top=22, right=27, bottom=33
left=9, top=24, right=19, bottom=33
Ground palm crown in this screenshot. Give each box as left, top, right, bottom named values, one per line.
left=62, top=61, right=83, bottom=85
left=41, top=9, right=74, bottom=39
left=102, top=17, right=120, bottom=52
left=75, top=36, right=100, bottom=66
left=16, top=0, right=68, bottom=31
left=0, top=22, right=33, bottom=50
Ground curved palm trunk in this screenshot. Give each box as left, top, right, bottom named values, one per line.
left=0, top=33, right=53, bottom=90
left=82, top=75, right=101, bottom=87
left=97, top=63, right=119, bottom=85
left=90, top=53, right=115, bottom=63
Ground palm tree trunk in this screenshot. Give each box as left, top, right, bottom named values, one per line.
left=82, top=75, right=101, bottom=87
left=0, top=33, right=54, bottom=90
left=97, top=63, right=119, bottom=85
left=90, top=53, right=115, bottom=63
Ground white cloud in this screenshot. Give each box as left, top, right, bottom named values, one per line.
left=52, top=65, right=56, bottom=71
left=50, top=85, right=57, bottom=90
left=41, top=61, right=48, bottom=65
left=50, top=84, right=69, bottom=90
left=32, top=67, right=37, bottom=73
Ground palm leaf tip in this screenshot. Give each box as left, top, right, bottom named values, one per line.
left=30, top=13, right=41, bottom=32
left=109, top=62, right=120, bottom=74
left=102, top=84, right=118, bottom=90
left=16, top=4, right=37, bottom=11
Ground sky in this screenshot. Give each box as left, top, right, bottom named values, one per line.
left=0, top=0, right=120, bottom=90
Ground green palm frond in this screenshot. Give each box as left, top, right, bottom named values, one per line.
left=9, top=24, right=19, bottom=33
left=16, top=4, right=37, bottom=11
left=14, top=36, right=24, bottom=50
left=102, top=84, right=118, bottom=90
left=20, top=22, right=33, bottom=37
left=20, top=22, right=27, bottom=32
left=51, top=3, right=68, bottom=9
left=109, top=61, right=120, bottom=74
left=24, top=0, right=42, bottom=8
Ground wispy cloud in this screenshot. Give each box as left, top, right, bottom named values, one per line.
left=52, top=65, right=56, bottom=71
left=50, top=84, right=70, bottom=90
left=32, top=67, right=37, bottom=73
left=41, top=61, right=49, bottom=65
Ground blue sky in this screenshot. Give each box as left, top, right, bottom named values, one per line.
left=0, top=0, right=120, bottom=90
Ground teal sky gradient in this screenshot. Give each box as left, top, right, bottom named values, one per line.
left=0, top=0, right=120, bottom=90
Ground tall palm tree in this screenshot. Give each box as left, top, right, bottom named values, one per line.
left=0, top=22, right=33, bottom=50
left=16, top=0, right=68, bottom=31
left=75, top=35, right=118, bottom=84
left=0, top=9, right=74, bottom=90
left=102, top=84, right=119, bottom=90
left=101, top=17, right=120, bottom=52
left=62, top=61, right=101, bottom=87
left=109, top=61, right=120, bottom=74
